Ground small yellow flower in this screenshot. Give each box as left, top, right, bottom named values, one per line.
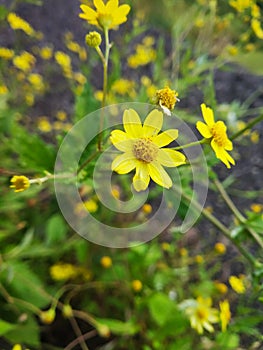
left=185, top=297, right=219, bottom=334
left=39, top=46, right=53, bottom=60
left=214, top=242, right=226, bottom=254
left=40, top=309, right=56, bottom=324
left=55, top=51, right=72, bottom=78
left=7, top=12, right=35, bottom=36
left=250, top=203, right=263, bottom=213
left=250, top=130, right=259, bottom=144
left=10, top=175, right=30, bottom=192
left=84, top=199, right=98, bottom=213
left=195, top=255, right=204, bottom=264
left=111, top=79, right=136, bottom=97
left=37, top=117, right=52, bottom=132
left=219, top=300, right=231, bottom=332
left=179, top=247, right=188, bottom=257
left=214, top=281, right=228, bottom=294
left=0, top=47, right=14, bottom=59
left=28, top=73, right=45, bottom=92
left=12, top=345, right=23, bottom=350
left=100, top=256, right=112, bottom=268
left=56, top=110, right=67, bottom=121
left=50, top=263, right=78, bottom=281
left=79, top=0, right=131, bottom=30
left=251, top=18, right=263, bottom=39
left=132, top=279, right=142, bottom=292
left=142, top=203, right=152, bottom=214
left=110, top=109, right=186, bottom=192
left=229, top=275, right=246, bottom=294
left=229, top=0, right=252, bottom=13
left=155, top=86, right=179, bottom=116
left=227, top=45, right=238, bottom=56
left=85, top=31, right=102, bottom=47
left=127, top=44, right=156, bottom=68
left=0, top=85, right=8, bottom=94
left=161, top=242, right=170, bottom=251
left=13, top=51, right=35, bottom=72
left=196, top=103, right=235, bottom=168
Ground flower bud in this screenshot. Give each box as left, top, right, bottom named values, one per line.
left=85, top=31, right=102, bottom=48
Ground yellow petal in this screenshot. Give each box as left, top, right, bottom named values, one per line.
left=133, top=162, right=150, bottom=191
left=157, top=149, right=186, bottom=167
left=196, top=121, right=212, bottom=138
left=148, top=161, right=172, bottom=188
left=143, top=109, right=163, bottom=138
left=123, top=109, right=143, bottom=138
left=224, top=138, right=233, bottom=151
left=211, top=140, right=235, bottom=168
left=110, top=130, right=132, bottom=152
left=112, top=152, right=136, bottom=174
left=94, top=0, right=106, bottom=11
left=79, top=5, right=97, bottom=20
left=113, top=4, right=130, bottom=18
left=152, top=129, right=178, bottom=147
left=106, top=0, right=118, bottom=11
left=201, top=103, right=214, bottom=126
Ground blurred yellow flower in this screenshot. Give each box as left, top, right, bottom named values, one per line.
left=127, top=44, right=156, bottom=68
left=142, top=203, right=152, bottom=214
left=250, top=203, right=263, bottom=213
left=195, top=255, right=204, bottom=264
left=229, top=275, right=246, bottom=294
left=179, top=247, right=188, bottom=257
left=219, top=300, right=231, bottom=332
left=12, top=345, right=23, bottom=350
left=7, top=12, right=35, bottom=36
left=0, top=85, right=8, bottom=94
left=37, top=117, right=52, bottom=132
left=110, top=109, right=186, bottom=191
left=185, top=297, right=219, bottom=334
left=229, top=0, right=252, bottom=13
left=79, top=0, right=131, bottom=30
left=28, top=73, right=45, bottom=92
left=111, top=78, right=136, bottom=97
left=39, top=46, right=53, bottom=60
left=131, top=279, right=143, bottom=292
left=100, top=256, right=112, bottom=268
left=196, top=103, right=235, bottom=168
left=55, top=51, right=73, bottom=78
left=0, top=47, right=14, bottom=59
left=50, top=263, right=78, bottom=281
left=250, top=130, right=260, bottom=143
left=13, top=51, right=35, bottom=72
left=84, top=199, right=98, bottom=213
left=251, top=18, right=263, bottom=39
left=10, top=175, right=30, bottom=192
left=214, top=242, right=226, bottom=254
left=155, top=86, right=179, bottom=116
left=214, top=281, right=228, bottom=294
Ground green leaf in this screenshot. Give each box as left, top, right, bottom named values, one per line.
left=148, top=293, right=177, bottom=326
left=46, top=214, right=67, bottom=245
left=216, top=332, right=239, bottom=349
left=4, top=315, right=40, bottom=347
left=96, top=318, right=139, bottom=336
left=0, top=319, right=16, bottom=336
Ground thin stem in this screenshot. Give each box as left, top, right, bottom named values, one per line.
left=172, top=184, right=256, bottom=266
left=98, top=28, right=111, bottom=151
left=230, top=114, right=263, bottom=141
left=171, top=138, right=207, bottom=151
left=77, top=151, right=100, bottom=174
left=214, top=178, right=263, bottom=250
left=64, top=330, right=97, bottom=350
left=69, top=317, right=90, bottom=350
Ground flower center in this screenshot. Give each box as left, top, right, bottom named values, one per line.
left=15, top=178, right=27, bottom=190
left=197, top=308, right=208, bottom=321
left=210, top=122, right=228, bottom=147
left=156, top=86, right=179, bottom=110
left=98, top=13, right=113, bottom=29
left=133, top=138, right=158, bottom=163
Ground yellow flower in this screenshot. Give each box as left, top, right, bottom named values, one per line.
left=12, top=345, right=22, bottom=350
left=13, top=51, right=35, bottom=72
left=196, top=103, right=235, bottom=168
left=0, top=47, right=14, bottom=59
left=28, top=73, right=45, bottom=92
left=195, top=255, right=204, bottom=264
left=7, top=12, right=35, bottom=36
left=10, top=175, right=30, bottom=192
left=37, top=117, right=52, bottom=132
left=251, top=18, right=263, bottom=39
left=250, top=203, right=263, bottom=213
left=50, top=263, right=78, bottom=281
left=131, top=279, right=143, bottom=292
left=79, top=0, right=130, bottom=30
left=111, top=78, right=136, bottom=97
left=155, top=86, right=179, bottom=116
left=219, top=300, right=231, bottom=332
left=229, top=275, right=246, bottom=294
left=229, top=0, right=252, bottom=13
left=0, top=85, right=8, bottom=94
left=214, top=242, right=226, bottom=254
left=39, top=46, right=53, bottom=60
left=185, top=297, right=219, bottom=334
left=84, top=199, right=98, bottom=213
left=110, top=109, right=186, bottom=192
left=100, top=256, right=112, bottom=268
left=214, top=281, right=228, bottom=294
left=54, top=51, right=72, bottom=78
left=142, top=203, right=152, bottom=214
left=127, top=44, right=156, bottom=68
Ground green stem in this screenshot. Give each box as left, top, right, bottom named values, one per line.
left=172, top=184, right=256, bottom=266
left=230, top=114, right=263, bottom=141
left=171, top=138, right=207, bottom=151
left=213, top=178, right=263, bottom=250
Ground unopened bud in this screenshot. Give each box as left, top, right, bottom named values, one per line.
left=85, top=31, right=102, bottom=48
